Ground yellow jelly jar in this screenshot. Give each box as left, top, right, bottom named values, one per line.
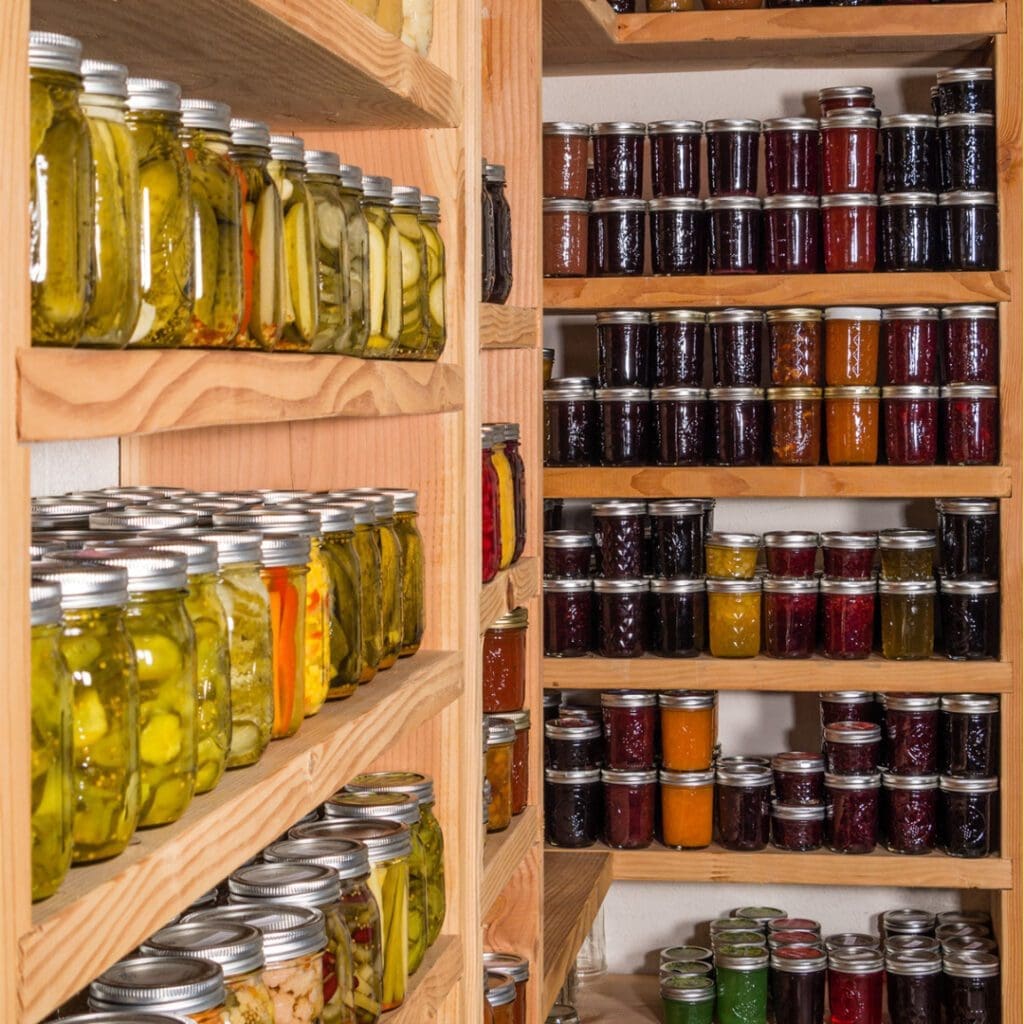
left=705, top=532, right=761, bottom=580
left=707, top=576, right=763, bottom=658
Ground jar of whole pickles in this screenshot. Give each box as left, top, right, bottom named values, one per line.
left=303, top=150, right=349, bottom=352
left=179, top=99, right=244, bottom=348
left=879, top=579, right=936, bottom=660
left=89, top=957, right=227, bottom=1021
left=418, top=194, right=447, bottom=358
left=707, top=577, right=762, bottom=658
left=390, top=186, right=430, bottom=358
left=29, top=579, right=73, bottom=901
left=362, top=175, right=403, bottom=358
left=125, top=79, right=194, bottom=347
left=29, top=32, right=92, bottom=347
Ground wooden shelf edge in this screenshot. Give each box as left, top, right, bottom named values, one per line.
left=18, top=650, right=463, bottom=1022
left=17, top=349, right=464, bottom=442
left=483, top=805, right=542, bottom=917
left=480, top=556, right=542, bottom=633
left=387, top=934, right=465, bottom=1024
left=572, top=972, right=662, bottom=1022
left=480, top=304, right=542, bottom=349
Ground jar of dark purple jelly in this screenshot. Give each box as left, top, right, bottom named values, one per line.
left=883, top=773, right=938, bottom=855
left=763, top=117, right=820, bottom=196
left=707, top=197, right=762, bottom=274
left=939, top=191, right=998, bottom=271
left=709, top=309, right=763, bottom=387
left=542, top=578, right=594, bottom=659
left=603, top=768, right=657, bottom=849
left=941, top=383, right=999, bottom=465
left=883, top=694, right=939, bottom=776
left=706, top=118, right=761, bottom=197
left=544, top=530, right=594, bottom=580
left=942, top=952, right=1001, bottom=1024
left=936, top=67, right=995, bottom=116
left=939, top=776, right=998, bottom=857
left=821, top=532, right=877, bottom=580
left=936, top=498, right=999, bottom=580
left=772, top=752, right=826, bottom=805
left=593, top=500, right=647, bottom=579
left=648, top=120, right=702, bottom=198
left=882, top=385, right=940, bottom=466
left=544, top=378, right=598, bottom=466
left=940, top=694, right=999, bottom=777
left=826, top=772, right=880, bottom=854
left=545, top=767, right=602, bottom=848
left=938, top=113, right=996, bottom=193
left=879, top=193, right=937, bottom=272
left=591, top=121, right=646, bottom=198
left=708, top=387, right=766, bottom=466
left=545, top=717, right=602, bottom=770
left=716, top=765, right=772, bottom=852
left=597, top=387, right=650, bottom=466
left=824, top=721, right=882, bottom=775
left=590, top=198, right=647, bottom=276
left=883, top=306, right=939, bottom=386
left=594, top=578, right=649, bottom=658
left=940, top=579, right=1000, bottom=661
left=596, top=311, right=650, bottom=388
left=763, top=195, right=820, bottom=275
left=650, top=578, right=706, bottom=658
left=649, top=498, right=705, bottom=578
left=652, top=387, right=707, bottom=466
left=880, top=114, right=938, bottom=193
left=887, top=950, right=943, bottom=1024
left=939, top=305, right=998, bottom=386
left=820, top=693, right=877, bottom=733
left=771, top=946, right=828, bottom=1024
left=650, top=197, right=705, bottom=275
left=771, top=802, right=826, bottom=852
left=651, top=310, right=706, bottom=387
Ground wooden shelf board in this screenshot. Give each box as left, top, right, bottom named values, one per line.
left=388, top=935, right=465, bottom=1024
left=543, top=272, right=1010, bottom=310
left=31, top=0, right=459, bottom=129
left=19, top=650, right=463, bottom=1022
left=547, top=843, right=1013, bottom=890
left=480, top=556, right=541, bottom=633
left=17, top=349, right=464, bottom=442
left=543, top=654, right=1013, bottom=693
left=483, top=805, right=542, bottom=917
left=543, top=849, right=614, bottom=1011
left=481, top=304, right=541, bottom=350
left=544, top=2, right=1005, bottom=73
left=572, top=972, right=660, bottom=1023
left=543, top=466, right=1012, bottom=500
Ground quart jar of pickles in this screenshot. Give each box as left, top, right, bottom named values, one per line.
left=89, top=957, right=228, bottom=1021
left=362, top=175, right=403, bottom=358
left=345, top=499, right=385, bottom=683
left=389, top=186, right=430, bottom=358
left=304, top=150, right=350, bottom=352
left=375, top=488, right=425, bottom=657
left=419, top=194, right=447, bottom=358
left=339, top=163, right=372, bottom=356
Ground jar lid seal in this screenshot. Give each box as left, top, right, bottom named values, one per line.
left=878, top=528, right=936, bottom=549
left=600, top=689, right=657, bottom=707
left=184, top=905, right=326, bottom=963
left=593, top=578, right=649, bottom=593
left=647, top=119, right=703, bottom=134
left=543, top=121, right=590, bottom=135
left=650, top=309, right=706, bottom=324
left=707, top=531, right=760, bottom=548
left=263, top=836, right=371, bottom=880
left=89, top=957, right=225, bottom=1012
left=763, top=531, right=819, bottom=547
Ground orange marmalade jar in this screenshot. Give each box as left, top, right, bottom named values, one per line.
left=660, top=769, right=715, bottom=849
left=659, top=691, right=717, bottom=771
left=825, top=386, right=880, bottom=465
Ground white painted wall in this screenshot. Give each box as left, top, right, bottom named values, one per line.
left=31, top=439, right=119, bottom=496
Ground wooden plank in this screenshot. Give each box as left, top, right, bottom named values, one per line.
left=543, top=466, right=1012, bottom=500
left=388, top=935, right=464, bottom=1024
left=573, top=973, right=660, bottom=1024
left=484, top=845, right=544, bottom=1001
left=481, top=305, right=541, bottom=350
left=542, top=850, right=613, bottom=1012
left=483, top=806, right=541, bottom=917
left=18, top=651, right=462, bottom=1022
left=30, top=0, right=459, bottom=129
left=481, top=556, right=542, bottom=633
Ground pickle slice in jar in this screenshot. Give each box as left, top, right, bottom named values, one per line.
left=284, top=202, right=318, bottom=341
left=193, top=194, right=220, bottom=329
left=251, top=185, right=283, bottom=340
left=30, top=80, right=54, bottom=159
left=367, top=219, right=387, bottom=335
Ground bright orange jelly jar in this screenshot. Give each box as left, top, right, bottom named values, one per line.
left=658, top=691, right=717, bottom=771
left=660, top=768, right=715, bottom=849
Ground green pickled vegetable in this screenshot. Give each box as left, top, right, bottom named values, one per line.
left=393, top=510, right=425, bottom=657
left=376, top=521, right=404, bottom=671
left=306, top=170, right=348, bottom=353
left=324, top=904, right=356, bottom=1024
left=390, top=204, right=428, bottom=359
left=339, top=184, right=370, bottom=356
left=419, top=802, right=446, bottom=944
left=419, top=205, right=446, bottom=359
left=321, top=530, right=363, bottom=698
left=352, top=522, right=384, bottom=684
left=369, top=859, right=408, bottom=1011
left=337, top=873, right=383, bottom=1024
left=406, top=825, right=429, bottom=973
left=362, top=199, right=401, bottom=358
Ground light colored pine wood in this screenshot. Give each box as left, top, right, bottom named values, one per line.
left=480, top=304, right=541, bottom=350
left=572, top=972, right=660, bottom=1023
left=481, top=555, right=542, bottom=633
left=387, top=935, right=464, bottom=1024
left=483, top=806, right=542, bottom=917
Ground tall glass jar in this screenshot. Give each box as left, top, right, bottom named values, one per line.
left=180, top=99, right=244, bottom=348
left=230, top=118, right=285, bottom=349
left=303, top=150, right=349, bottom=353
left=79, top=60, right=141, bottom=349
left=488, top=427, right=517, bottom=570
left=89, top=957, right=228, bottom=1021
left=126, top=78, right=194, bottom=347
left=716, top=948, right=769, bottom=1024
left=362, top=175, right=403, bottom=358
left=373, top=489, right=426, bottom=656
left=419, top=194, right=447, bottom=358
left=500, top=424, right=528, bottom=563
left=389, top=186, right=430, bottom=357
left=29, top=32, right=92, bottom=347
left=485, top=164, right=513, bottom=303
left=338, top=163, right=371, bottom=356
left=485, top=717, right=516, bottom=832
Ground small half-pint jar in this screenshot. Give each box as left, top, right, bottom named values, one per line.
left=821, top=194, right=878, bottom=273
left=543, top=121, right=590, bottom=199
left=596, top=310, right=650, bottom=388
left=820, top=577, right=877, bottom=660
left=763, top=195, right=820, bottom=274
left=940, top=578, right=999, bottom=660
left=767, top=387, right=823, bottom=466
left=590, top=198, right=647, bottom=276
left=648, top=119, right=703, bottom=198
left=882, top=385, right=940, bottom=466
left=763, top=116, right=820, bottom=196
left=879, top=193, right=937, bottom=272
left=543, top=530, right=594, bottom=580
left=942, top=383, right=999, bottom=465
left=705, top=118, right=761, bottom=197
left=650, top=578, right=707, bottom=658
left=651, top=387, right=706, bottom=467
left=938, top=191, right=998, bottom=271
left=771, top=801, right=825, bottom=852
left=707, top=196, right=762, bottom=274
left=594, top=578, right=649, bottom=658
left=543, top=578, right=593, bottom=657
left=543, top=198, right=590, bottom=277
left=824, top=721, right=881, bottom=776
left=661, top=768, right=715, bottom=850
left=650, top=197, right=705, bottom=275
left=591, top=121, right=646, bottom=199
left=650, top=309, right=706, bottom=387
left=707, top=387, right=766, bottom=466
left=763, top=531, right=819, bottom=578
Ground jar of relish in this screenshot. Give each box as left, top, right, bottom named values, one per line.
left=939, top=776, right=998, bottom=857
left=650, top=580, right=707, bottom=658
left=936, top=498, right=1000, bottom=580
left=652, top=387, right=707, bottom=466
left=821, top=194, right=878, bottom=273
left=593, top=500, right=647, bottom=578
left=716, top=947, right=770, bottom=1024
left=650, top=197, right=705, bottom=275
left=763, top=117, right=820, bottom=196
left=705, top=531, right=760, bottom=580
left=648, top=120, right=702, bottom=198
left=603, top=768, right=657, bottom=849
left=826, top=773, right=880, bottom=854
left=821, top=110, right=879, bottom=194
left=544, top=379, right=598, bottom=467
left=879, top=193, right=937, bottom=272
left=763, top=195, right=820, bottom=274
left=824, top=722, right=881, bottom=776
left=590, top=198, right=647, bottom=276
left=597, top=311, right=649, bottom=388
left=771, top=803, right=826, bottom=853
left=708, top=387, right=766, bottom=465
left=882, top=386, right=940, bottom=465
left=772, top=752, right=825, bottom=805
left=595, top=579, right=649, bottom=658
left=597, top=387, right=650, bottom=466
left=883, top=773, right=938, bottom=855
left=939, top=191, right=998, bottom=271
left=716, top=765, right=771, bottom=851
left=764, top=531, right=819, bottom=579
left=767, top=308, right=822, bottom=386
left=942, top=384, right=999, bottom=465
left=824, top=386, right=880, bottom=465
left=880, top=114, right=938, bottom=193
left=651, top=310, right=706, bottom=387
left=821, top=532, right=877, bottom=579
left=709, top=309, right=763, bottom=387
left=544, top=531, right=594, bottom=580
left=768, top=387, right=823, bottom=466
left=545, top=768, right=602, bottom=848
left=705, top=119, right=761, bottom=196
left=879, top=580, right=936, bottom=660
left=706, top=197, right=762, bottom=274
left=941, top=694, right=999, bottom=777
left=543, top=579, right=593, bottom=657
left=592, top=122, right=646, bottom=199
left=601, top=691, right=656, bottom=769
left=649, top=499, right=705, bottom=578
left=940, top=579, right=1000, bottom=660
left=939, top=113, right=996, bottom=192
left=940, top=305, right=998, bottom=385
left=883, top=306, right=939, bottom=386
left=763, top=577, right=819, bottom=659
left=820, top=578, right=877, bottom=659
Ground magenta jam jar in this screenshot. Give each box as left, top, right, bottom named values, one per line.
left=771, top=802, right=825, bottom=852
left=763, top=117, right=820, bottom=196
left=764, top=531, right=819, bottom=578
left=601, top=690, right=657, bottom=770
left=602, top=768, right=657, bottom=850
left=826, top=772, right=880, bottom=854
left=763, top=195, right=820, bottom=274
left=883, top=307, right=939, bottom=386
left=821, top=532, right=877, bottom=579
left=820, top=691, right=877, bottom=731
left=940, top=305, right=998, bottom=385
left=883, top=385, right=940, bottom=466
left=942, top=384, right=999, bottom=465
left=772, top=752, right=825, bottom=805
left=882, top=693, right=939, bottom=776
left=883, top=773, right=938, bottom=855
left=824, top=721, right=881, bottom=775
left=828, top=949, right=884, bottom=1023
left=763, top=577, right=819, bottom=659
left=820, top=578, right=877, bottom=660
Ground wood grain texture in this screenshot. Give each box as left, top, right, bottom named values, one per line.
left=483, top=805, right=541, bottom=917
left=572, top=973, right=660, bottom=1023
left=480, top=304, right=541, bottom=350
left=480, top=556, right=542, bottom=633
left=19, top=651, right=462, bottom=1021
left=388, top=935, right=464, bottom=1024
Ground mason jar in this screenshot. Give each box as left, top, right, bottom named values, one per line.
left=389, top=185, right=431, bottom=358
left=303, top=150, right=349, bottom=352
left=418, top=195, right=447, bottom=358
left=362, top=175, right=403, bottom=358
left=340, top=163, right=371, bottom=356
left=89, top=957, right=227, bottom=1022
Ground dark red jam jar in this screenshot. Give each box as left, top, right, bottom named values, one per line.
left=708, top=387, right=766, bottom=466
left=716, top=765, right=772, bottom=852
left=771, top=802, right=826, bottom=853
left=601, top=690, right=657, bottom=769
left=940, top=694, right=999, bottom=777
left=879, top=193, right=938, bottom=272
left=824, top=722, right=882, bottom=776
left=544, top=378, right=598, bottom=466
left=882, top=385, right=940, bottom=466
left=821, top=532, right=878, bottom=580
left=939, top=776, right=998, bottom=857
left=886, top=951, right=943, bottom=1024
left=543, top=579, right=593, bottom=657
left=826, top=773, right=880, bottom=854
left=883, top=908, right=936, bottom=940
left=936, top=498, right=1000, bottom=579
left=602, top=768, right=657, bottom=849
left=709, top=309, right=763, bottom=387
left=818, top=85, right=875, bottom=116
left=820, top=578, right=877, bottom=660
left=936, top=67, right=995, bottom=116
left=940, top=305, right=998, bottom=385
left=652, top=387, right=707, bottom=466
left=883, top=773, right=938, bottom=855
left=544, top=767, right=602, bottom=847
left=939, top=191, right=998, bottom=271
left=650, top=197, right=706, bottom=275
left=771, top=947, right=827, bottom=1024
left=940, top=580, right=1000, bottom=660
left=938, top=113, right=996, bottom=192
left=763, top=195, right=820, bottom=274
left=596, top=311, right=650, bottom=388
left=593, top=500, right=647, bottom=579
left=821, top=110, right=879, bottom=194
left=880, top=114, right=938, bottom=193
left=590, top=199, right=647, bottom=276
left=648, top=120, right=703, bottom=198
left=650, top=578, right=706, bottom=658
left=591, top=121, right=645, bottom=198
left=649, top=498, right=705, bottom=578
left=943, top=952, right=1001, bottom=1024
left=822, top=194, right=878, bottom=273
left=651, top=310, right=706, bottom=387
left=763, top=117, right=820, bottom=196
left=942, top=384, right=999, bottom=465
left=764, top=532, right=819, bottom=579
left=706, top=197, right=762, bottom=275
left=594, top=578, right=649, bottom=658
left=543, top=530, right=594, bottom=580
left=820, top=692, right=877, bottom=732
left=828, top=949, right=884, bottom=1024
left=883, top=307, right=939, bottom=386
left=772, top=752, right=826, bottom=805
left=767, top=308, right=823, bottom=386
left=705, top=119, right=761, bottom=197
left=544, top=718, right=602, bottom=770
left=597, top=387, right=650, bottom=466
left=763, top=577, right=819, bottom=659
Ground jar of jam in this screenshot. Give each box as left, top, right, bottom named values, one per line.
left=590, top=198, right=646, bottom=276
left=771, top=802, right=826, bottom=852
left=767, top=387, right=823, bottom=466
left=939, top=191, right=998, bottom=271
left=545, top=768, right=602, bottom=848
left=649, top=120, right=703, bottom=198
left=597, top=387, right=650, bottom=466
left=821, top=532, right=877, bottom=580
left=879, top=193, right=938, bottom=272
left=483, top=608, right=528, bottom=713
left=763, top=117, right=820, bottom=196
left=651, top=310, right=706, bottom=387
left=716, top=765, right=771, bottom=851
left=764, top=532, right=819, bottom=579
left=826, top=772, right=880, bottom=854
left=939, top=776, right=998, bottom=857
left=544, top=379, right=598, bottom=466
left=767, top=308, right=822, bottom=386
left=941, top=694, right=999, bottom=777
left=763, top=577, right=819, bottom=658
left=886, top=951, right=943, bottom=1024
left=882, top=386, right=940, bottom=465
left=660, top=769, right=714, bottom=850
left=824, top=386, right=880, bottom=465
left=652, top=387, right=707, bottom=466
left=708, top=387, right=766, bottom=465
left=543, top=122, right=590, bottom=199
left=824, top=307, right=881, bottom=386
left=826, top=934, right=879, bottom=956
left=828, top=949, right=884, bottom=1023
left=705, top=119, right=761, bottom=196
left=772, top=752, right=825, bottom=805
left=603, top=768, right=657, bottom=849
left=883, top=307, right=939, bottom=385
left=649, top=499, right=705, bottom=578
left=821, top=110, right=879, bottom=194
left=883, top=909, right=936, bottom=939
left=593, top=500, right=647, bottom=578
left=705, top=531, right=760, bottom=579
left=883, top=773, right=937, bottom=854
left=601, top=691, right=656, bottom=769
left=820, top=692, right=876, bottom=731
left=543, top=579, right=593, bottom=657
left=818, top=85, right=875, bottom=116
left=545, top=717, right=602, bottom=770
left=825, top=722, right=881, bottom=775
left=595, top=578, right=649, bottom=658
left=942, top=384, right=998, bottom=464
left=940, top=305, right=998, bottom=385
left=707, top=197, right=762, bottom=274
left=937, top=67, right=994, bottom=116
left=879, top=580, right=936, bottom=660
left=649, top=197, right=705, bottom=276
left=597, top=311, right=650, bottom=387
left=543, top=199, right=589, bottom=276
left=592, top=122, right=646, bottom=199
left=707, top=577, right=762, bottom=659
left=763, top=195, right=820, bottom=275
left=660, top=691, right=716, bottom=770
left=650, top=579, right=707, bottom=658
left=544, top=531, right=593, bottom=580
left=880, top=114, right=938, bottom=193
left=821, top=194, right=878, bottom=273
left=709, top=309, right=763, bottom=387
left=939, top=114, right=996, bottom=192
left=940, top=579, right=1000, bottom=660
left=716, top=948, right=770, bottom=1024
left=821, top=578, right=877, bottom=659
left=943, top=952, right=1001, bottom=1024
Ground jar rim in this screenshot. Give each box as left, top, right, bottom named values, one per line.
left=544, top=767, right=601, bottom=783
left=820, top=110, right=879, bottom=127
left=823, top=386, right=881, bottom=398
left=543, top=120, right=591, bottom=135
left=543, top=198, right=591, bottom=213
left=545, top=721, right=601, bottom=740
left=823, top=306, right=882, bottom=320
left=820, top=531, right=879, bottom=549
left=770, top=801, right=826, bottom=821
left=820, top=578, right=877, bottom=595
left=705, top=118, right=761, bottom=132
left=880, top=113, right=937, bottom=129
left=183, top=904, right=327, bottom=963
left=650, top=309, right=707, bottom=324
left=935, top=497, right=999, bottom=514
left=658, top=690, right=716, bottom=707
left=771, top=752, right=825, bottom=772
left=707, top=387, right=765, bottom=400
left=595, top=310, right=650, bottom=325
left=766, top=307, right=824, bottom=322
left=763, top=194, right=820, bottom=210
left=879, top=192, right=938, bottom=206
left=707, top=308, right=763, bottom=324
left=825, top=772, right=881, bottom=789
left=939, top=693, right=999, bottom=712
left=818, top=85, right=875, bottom=100
left=882, top=773, right=938, bottom=789
left=647, top=498, right=706, bottom=515
left=820, top=193, right=879, bottom=208
left=649, top=196, right=703, bottom=212
left=650, top=387, right=708, bottom=400
left=939, top=191, right=997, bottom=206
left=601, top=768, right=658, bottom=784
left=940, top=384, right=998, bottom=397
left=763, top=116, right=819, bottom=131
left=707, top=531, right=760, bottom=548
left=706, top=577, right=762, bottom=593
left=600, top=689, right=657, bottom=707
left=882, top=306, right=939, bottom=319
left=591, top=198, right=648, bottom=212
left=939, top=305, right=997, bottom=320
left=939, top=775, right=998, bottom=792
left=592, top=500, right=648, bottom=516
left=878, top=578, right=938, bottom=594
left=704, top=196, right=762, bottom=210
left=938, top=114, right=994, bottom=131
left=881, top=692, right=940, bottom=710
left=595, top=387, right=650, bottom=400
left=592, top=578, right=650, bottom=593
left=544, top=530, right=594, bottom=548
left=763, top=531, right=820, bottom=546
left=647, top=119, right=703, bottom=134
left=591, top=120, right=647, bottom=135
left=819, top=690, right=875, bottom=703
left=937, top=66, right=994, bottom=84
left=823, top=722, right=881, bottom=744
left=660, top=768, right=715, bottom=786
left=483, top=952, right=530, bottom=983
left=762, top=576, right=819, bottom=593
left=878, top=528, right=936, bottom=548
left=543, top=578, right=593, bottom=592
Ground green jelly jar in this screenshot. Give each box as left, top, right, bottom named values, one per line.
left=715, top=945, right=769, bottom=1024
left=661, top=974, right=715, bottom=1024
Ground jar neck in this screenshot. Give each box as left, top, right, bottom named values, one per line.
left=182, top=126, right=232, bottom=154
left=81, top=93, right=126, bottom=119
left=127, top=108, right=181, bottom=130
left=231, top=144, right=271, bottom=166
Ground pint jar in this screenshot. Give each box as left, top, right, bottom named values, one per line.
left=649, top=120, right=702, bottom=198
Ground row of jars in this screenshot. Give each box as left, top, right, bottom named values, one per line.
left=482, top=160, right=514, bottom=303
left=29, top=485, right=425, bottom=902
left=29, top=32, right=447, bottom=357
left=51, top=772, right=446, bottom=1023
left=482, top=424, right=529, bottom=582
left=483, top=952, right=531, bottom=1024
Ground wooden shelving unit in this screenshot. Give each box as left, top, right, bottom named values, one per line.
left=483, top=806, right=542, bottom=915
left=481, top=555, right=542, bottom=632
left=480, top=304, right=541, bottom=350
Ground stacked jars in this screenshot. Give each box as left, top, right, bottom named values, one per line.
left=482, top=423, right=528, bottom=582
left=542, top=121, right=592, bottom=277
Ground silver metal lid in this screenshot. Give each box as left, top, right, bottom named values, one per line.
left=763, top=116, right=819, bottom=132
left=288, top=819, right=413, bottom=861
left=545, top=719, right=601, bottom=740
left=764, top=531, right=819, bottom=548
left=141, top=921, right=264, bottom=978
left=342, top=489, right=396, bottom=520
left=878, top=528, right=936, bottom=550
left=937, top=923, right=991, bottom=940
left=818, top=86, right=874, bottom=101
left=592, top=500, right=647, bottom=516
left=883, top=773, right=938, bottom=790
left=940, top=775, right=998, bottom=793
left=228, top=861, right=340, bottom=909
left=939, top=191, right=997, bottom=207
left=707, top=308, right=762, bottom=325
left=392, top=184, right=423, bottom=210
left=879, top=192, right=938, bottom=207
left=126, top=78, right=182, bottom=113
left=935, top=497, right=999, bottom=514
left=114, top=537, right=218, bottom=576
left=229, top=118, right=271, bottom=148
left=543, top=121, right=590, bottom=135
left=820, top=193, right=879, bottom=208
left=544, top=530, right=593, bottom=549
left=705, top=118, right=761, bottom=133
left=886, top=935, right=940, bottom=954
left=942, top=937, right=998, bottom=954
left=716, top=764, right=772, bottom=786
left=649, top=196, right=702, bottom=213
left=766, top=308, right=822, bottom=323
left=484, top=971, right=517, bottom=1009
left=362, top=174, right=393, bottom=201
left=937, top=910, right=992, bottom=927
left=940, top=305, right=997, bottom=320
left=940, top=383, right=998, bottom=397
left=882, top=306, right=939, bottom=320
left=829, top=948, right=884, bottom=973
left=542, top=578, right=593, bottom=592
left=30, top=538, right=67, bottom=559
left=304, top=149, right=341, bottom=177
left=486, top=716, right=517, bottom=746
left=821, top=531, right=878, bottom=550
left=825, top=933, right=879, bottom=952
left=90, top=509, right=199, bottom=531
left=63, top=547, right=188, bottom=592
left=770, top=802, right=825, bottom=821
left=592, top=577, right=649, bottom=593
left=61, top=1014, right=194, bottom=1024
left=484, top=164, right=506, bottom=184
left=374, top=487, right=419, bottom=513
left=883, top=909, right=937, bottom=937
left=707, top=531, right=760, bottom=548
left=335, top=163, right=362, bottom=190
left=32, top=498, right=107, bottom=529
left=602, top=769, right=658, bottom=787
left=30, top=579, right=62, bottom=626
left=89, top=957, right=225, bottom=1013
left=770, top=948, right=828, bottom=973
left=823, top=386, right=880, bottom=399
left=825, top=772, right=881, bottom=789
left=881, top=692, right=939, bottom=711
left=819, top=690, right=874, bottom=702
left=185, top=904, right=326, bottom=963
left=81, top=60, right=128, bottom=98
left=596, top=311, right=649, bottom=326
left=421, top=193, right=441, bottom=217
left=263, top=836, right=371, bottom=880
left=269, top=134, right=305, bottom=162
left=660, top=768, right=715, bottom=787
left=707, top=386, right=765, bottom=400
left=715, top=948, right=770, bottom=969
left=878, top=578, right=937, bottom=595
left=824, top=722, right=881, bottom=744
left=940, top=693, right=999, bottom=712
left=591, top=198, right=647, bottom=213
left=545, top=767, right=601, bottom=784
left=650, top=309, right=706, bottom=325
left=483, top=951, right=530, bottom=983
left=650, top=387, right=707, bottom=401
left=29, top=31, right=83, bottom=74
left=704, top=196, right=761, bottom=211
left=763, top=576, right=818, bottom=594
left=943, top=951, right=1000, bottom=979
left=31, top=559, right=129, bottom=609
left=660, top=976, right=715, bottom=1002
left=180, top=98, right=231, bottom=132
left=317, top=498, right=375, bottom=527
left=881, top=116, right=937, bottom=132
left=647, top=119, right=703, bottom=134
left=937, top=67, right=994, bottom=85
left=649, top=578, right=706, bottom=595
left=763, top=194, right=820, bottom=210
left=543, top=198, right=590, bottom=214
left=255, top=532, right=310, bottom=567
left=592, top=121, right=646, bottom=135
left=706, top=577, right=762, bottom=594
left=886, top=950, right=942, bottom=975
left=601, top=689, right=656, bottom=708
left=821, top=110, right=880, bottom=128
left=771, top=752, right=824, bottom=773
left=324, top=790, right=420, bottom=825
left=201, top=530, right=262, bottom=566
left=766, top=387, right=822, bottom=400
left=212, top=508, right=319, bottom=537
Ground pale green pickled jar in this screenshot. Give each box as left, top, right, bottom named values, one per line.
left=341, top=501, right=384, bottom=684
left=389, top=186, right=429, bottom=359
left=361, top=175, right=401, bottom=359
left=339, top=164, right=371, bottom=357
left=304, top=150, right=349, bottom=353
left=79, top=60, right=141, bottom=349
left=376, top=488, right=425, bottom=657
left=29, top=32, right=92, bottom=347
left=125, top=78, right=194, bottom=348
left=418, top=195, right=447, bottom=360
left=180, top=99, right=244, bottom=348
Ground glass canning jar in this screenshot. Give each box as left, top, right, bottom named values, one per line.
left=824, top=386, right=880, bottom=464
left=483, top=953, right=530, bottom=1024
left=485, top=972, right=516, bottom=1024
left=818, top=85, right=875, bottom=114
left=660, top=976, right=715, bottom=1024
left=483, top=608, right=528, bottom=713
left=651, top=579, right=707, bottom=658
left=821, top=194, right=878, bottom=273
left=940, top=305, right=998, bottom=385
left=499, top=424, right=527, bottom=562
left=543, top=198, right=589, bottom=276
left=543, top=579, right=593, bottom=657
left=593, top=499, right=647, bottom=578
left=882, top=773, right=937, bottom=855
left=544, top=379, right=598, bottom=466
left=824, top=306, right=881, bottom=386
left=883, top=909, right=935, bottom=939
left=485, top=430, right=517, bottom=570
left=595, top=578, right=649, bottom=658
left=650, top=197, right=705, bottom=275
left=705, top=532, right=759, bottom=580
left=883, top=306, right=939, bottom=386
left=660, top=769, right=714, bottom=849
left=827, top=950, right=884, bottom=1024
left=821, top=110, right=879, bottom=194
left=708, top=387, right=766, bottom=465
left=826, top=772, right=880, bottom=854
left=768, top=387, right=822, bottom=466
left=716, top=766, right=772, bottom=851
left=936, top=497, right=999, bottom=579
left=880, top=114, right=938, bottom=193
left=362, top=175, right=404, bottom=356
left=820, top=578, right=876, bottom=659
left=937, top=67, right=994, bottom=116
left=772, top=752, right=825, bottom=805
left=824, top=722, right=881, bottom=775
left=942, top=383, right=999, bottom=465
left=763, top=577, right=818, bottom=658
left=709, top=309, right=763, bottom=387
left=496, top=709, right=530, bottom=816
left=485, top=717, right=516, bottom=832
left=821, top=532, right=877, bottom=580
left=763, top=531, right=818, bottom=579
left=763, top=117, right=820, bottom=196
left=652, top=387, right=706, bottom=466
left=939, top=191, right=998, bottom=271
left=882, top=693, right=939, bottom=775
left=29, top=32, right=92, bottom=347
left=483, top=433, right=501, bottom=576
left=649, top=498, right=704, bottom=578
left=338, top=501, right=384, bottom=682
left=820, top=692, right=876, bottom=732
left=592, top=121, right=646, bottom=199
left=879, top=193, right=938, bottom=272
left=597, top=387, right=650, bottom=465
left=482, top=167, right=496, bottom=297
left=716, top=948, right=769, bottom=1024
left=373, top=489, right=425, bottom=657
left=590, top=198, right=646, bottom=276
left=770, top=948, right=827, bottom=1023
left=882, top=386, right=940, bottom=465
left=880, top=579, right=936, bottom=660
left=303, top=150, right=349, bottom=352
left=543, top=121, right=590, bottom=199
left=651, top=310, right=706, bottom=387
left=939, top=776, right=998, bottom=857
left=763, top=195, right=820, bottom=274
left=771, top=802, right=825, bottom=852
left=545, top=768, right=602, bottom=848
left=941, top=694, right=999, bottom=777
left=89, top=957, right=228, bottom=1021
left=389, top=186, right=431, bottom=356
left=601, top=690, right=656, bottom=769
left=943, top=953, right=1001, bottom=1024
left=545, top=718, right=602, bottom=770
left=596, top=311, right=649, bottom=387
left=337, top=163, right=371, bottom=356
left=417, top=194, right=446, bottom=357
left=939, top=113, right=996, bottom=193
left=706, top=197, right=762, bottom=274
left=767, top=308, right=822, bottom=386
left=649, top=120, right=702, bottom=198
left=706, top=119, right=760, bottom=197
left=544, top=530, right=593, bottom=579
left=485, top=164, right=513, bottom=304
left=603, top=768, right=657, bottom=849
